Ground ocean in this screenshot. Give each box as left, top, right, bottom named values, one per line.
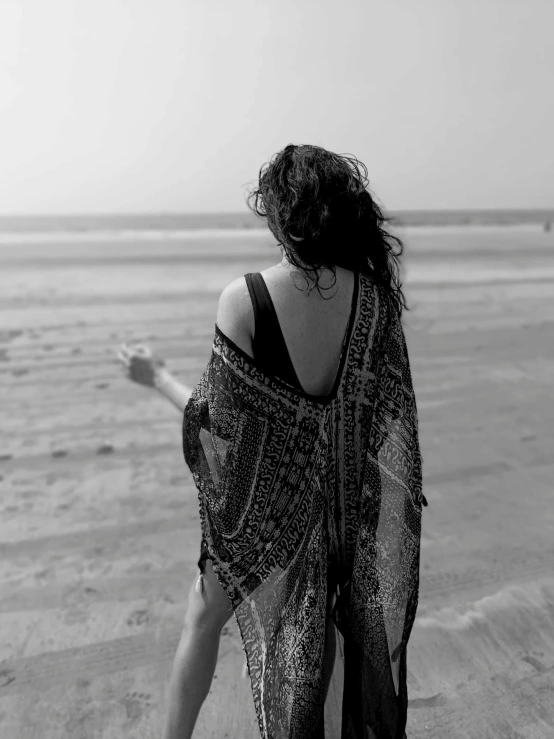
left=0, top=209, right=552, bottom=245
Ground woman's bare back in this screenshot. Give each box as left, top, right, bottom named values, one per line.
left=248, top=263, right=357, bottom=397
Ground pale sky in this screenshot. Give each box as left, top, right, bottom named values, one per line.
left=1, top=0, right=552, bottom=214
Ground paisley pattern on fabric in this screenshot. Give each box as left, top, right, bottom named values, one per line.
left=182, top=272, right=426, bottom=739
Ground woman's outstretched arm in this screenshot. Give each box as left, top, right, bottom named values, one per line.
left=116, top=342, right=192, bottom=413
left=154, top=367, right=193, bottom=413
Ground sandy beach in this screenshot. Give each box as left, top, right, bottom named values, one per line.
left=1, top=225, right=553, bottom=738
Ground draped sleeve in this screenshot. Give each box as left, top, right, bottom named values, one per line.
left=182, top=330, right=328, bottom=609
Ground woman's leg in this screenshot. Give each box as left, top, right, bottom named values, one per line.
left=323, top=611, right=337, bottom=701
left=323, top=587, right=337, bottom=700
left=162, top=559, right=234, bottom=739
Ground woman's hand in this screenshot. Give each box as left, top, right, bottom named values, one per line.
left=116, top=342, right=191, bottom=412
left=116, top=342, right=166, bottom=389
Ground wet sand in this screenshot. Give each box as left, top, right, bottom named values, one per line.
left=1, top=226, right=553, bottom=737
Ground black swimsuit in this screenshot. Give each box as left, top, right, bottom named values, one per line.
left=244, top=272, right=303, bottom=390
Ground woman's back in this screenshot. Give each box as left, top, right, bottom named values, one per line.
left=244, top=263, right=358, bottom=397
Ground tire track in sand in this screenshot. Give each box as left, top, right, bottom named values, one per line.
left=1, top=546, right=553, bottom=696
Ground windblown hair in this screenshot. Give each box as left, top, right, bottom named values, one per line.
left=246, top=144, right=408, bottom=316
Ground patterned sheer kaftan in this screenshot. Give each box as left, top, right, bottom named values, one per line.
left=182, top=271, right=427, bottom=739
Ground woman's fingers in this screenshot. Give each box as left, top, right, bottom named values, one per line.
left=135, top=344, right=152, bottom=358
left=119, top=342, right=151, bottom=358
left=118, top=343, right=140, bottom=362
left=116, top=351, right=129, bottom=367
left=116, top=346, right=130, bottom=363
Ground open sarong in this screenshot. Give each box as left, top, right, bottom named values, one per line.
left=183, top=271, right=426, bottom=738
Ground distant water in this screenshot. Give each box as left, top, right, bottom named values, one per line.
left=0, top=209, right=552, bottom=244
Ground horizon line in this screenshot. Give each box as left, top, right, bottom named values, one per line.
left=0, top=207, right=552, bottom=219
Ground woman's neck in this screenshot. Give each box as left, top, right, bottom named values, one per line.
left=275, top=254, right=342, bottom=292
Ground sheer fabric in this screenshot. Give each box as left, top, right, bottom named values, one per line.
left=182, top=272, right=426, bottom=738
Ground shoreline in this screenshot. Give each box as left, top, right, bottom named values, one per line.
left=0, top=222, right=551, bottom=245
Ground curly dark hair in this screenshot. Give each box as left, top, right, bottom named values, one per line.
left=246, top=143, right=408, bottom=316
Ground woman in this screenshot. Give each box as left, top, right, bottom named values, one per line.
left=118, top=144, right=426, bottom=739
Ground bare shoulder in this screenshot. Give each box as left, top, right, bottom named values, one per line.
left=216, top=276, right=254, bottom=356
left=218, top=276, right=252, bottom=317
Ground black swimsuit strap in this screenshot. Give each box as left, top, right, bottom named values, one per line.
left=244, top=272, right=302, bottom=391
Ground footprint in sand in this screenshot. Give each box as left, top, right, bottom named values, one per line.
left=122, top=691, right=153, bottom=722
left=126, top=609, right=149, bottom=627
left=96, top=443, right=114, bottom=455
left=0, top=668, right=15, bottom=688
left=521, top=654, right=548, bottom=672
left=0, top=329, right=22, bottom=342
left=408, top=692, right=448, bottom=709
